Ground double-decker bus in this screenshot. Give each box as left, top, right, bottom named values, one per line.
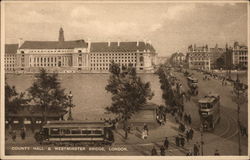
left=34, top=121, right=114, bottom=146
left=198, top=93, right=220, bottom=131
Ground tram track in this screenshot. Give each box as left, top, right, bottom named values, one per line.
left=204, top=111, right=238, bottom=145
left=220, top=114, right=238, bottom=140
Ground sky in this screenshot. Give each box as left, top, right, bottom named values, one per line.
left=4, top=2, right=248, bottom=57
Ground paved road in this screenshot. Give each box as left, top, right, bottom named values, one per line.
left=172, top=69, right=248, bottom=155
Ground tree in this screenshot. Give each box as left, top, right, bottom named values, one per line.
left=215, top=55, right=225, bottom=69
left=28, top=68, right=70, bottom=123
left=5, top=83, right=29, bottom=115
left=105, top=62, right=154, bottom=139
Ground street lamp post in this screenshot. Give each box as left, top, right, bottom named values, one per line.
left=235, top=72, right=242, bottom=155
left=200, top=125, right=204, bottom=156
left=67, top=91, right=73, bottom=121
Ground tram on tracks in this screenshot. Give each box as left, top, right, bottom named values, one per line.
left=34, top=121, right=114, bottom=146
left=198, top=93, right=220, bottom=131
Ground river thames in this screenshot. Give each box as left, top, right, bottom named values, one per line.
left=5, top=73, right=164, bottom=120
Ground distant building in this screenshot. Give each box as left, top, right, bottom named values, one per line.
left=156, top=56, right=168, bottom=65
left=232, top=42, right=248, bottom=68
left=187, top=44, right=211, bottom=70
left=170, top=52, right=186, bottom=67
left=209, top=44, right=225, bottom=69
left=89, top=41, right=157, bottom=71
left=5, top=44, right=18, bottom=72
left=224, top=44, right=233, bottom=70
left=224, top=42, right=248, bottom=70
left=5, top=28, right=157, bottom=73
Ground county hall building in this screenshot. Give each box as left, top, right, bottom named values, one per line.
left=5, top=28, right=157, bottom=73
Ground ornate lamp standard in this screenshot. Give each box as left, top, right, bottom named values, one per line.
left=67, top=91, right=73, bottom=121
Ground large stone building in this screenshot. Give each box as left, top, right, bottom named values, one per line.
left=187, top=42, right=247, bottom=70
left=209, top=44, right=225, bottom=69
left=232, top=42, right=248, bottom=68
left=4, top=44, right=18, bottom=72
left=187, top=44, right=211, bottom=70
left=5, top=28, right=157, bottom=73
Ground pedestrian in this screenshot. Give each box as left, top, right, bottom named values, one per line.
left=180, top=111, right=183, bottom=121
left=188, top=114, right=192, bottom=125
left=193, top=143, right=199, bottom=156
left=143, top=123, right=149, bottom=135
left=186, top=149, right=193, bottom=156
left=243, top=127, right=248, bottom=137
left=189, top=128, right=194, bottom=140
left=180, top=136, right=185, bottom=147
left=214, top=149, right=220, bottom=156
left=160, top=145, right=165, bottom=156
left=12, top=130, right=16, bottom=142
left=186, top=130, right=190, bottom=143
left=164, top=137, right=169, bottom=150
left=20, top=128, right=26, bottom=140
left=184, top=113, right=187, bottom=123
left=142, top=129, right=147, bottom=139
left=151, top=146, right=157, bottom=156
left=175, top=116, right=179, bottom=123
left=163, top=113, right=166, bottom=122
left=175, top=136, right=180, bottom=147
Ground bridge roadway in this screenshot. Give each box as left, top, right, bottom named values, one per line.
left=171, top=69, right=248, bottom=155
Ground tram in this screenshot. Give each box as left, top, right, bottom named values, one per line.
left=187, top=76, right=198, bottom=95
left=34, top=121, right=114, bottom=145
left=198, top=93, right=220, bottom=131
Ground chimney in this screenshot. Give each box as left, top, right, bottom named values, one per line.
left=108, top=40, right=111, bottom=47
left=18, top=38, right=24, bottom=48
left=87, top=38, right=91, bottom=51
left=137, top=40, right=139, bottom=47
left=148, top=40, right=152, bottom=45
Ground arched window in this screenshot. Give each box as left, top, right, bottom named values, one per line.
left=140, top=56, right=144, bottom=62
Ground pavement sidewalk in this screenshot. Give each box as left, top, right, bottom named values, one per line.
left=113, top=113, right=202, bottom=155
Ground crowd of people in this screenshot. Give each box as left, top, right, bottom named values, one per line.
left=8, top=126, right=27, bottom=142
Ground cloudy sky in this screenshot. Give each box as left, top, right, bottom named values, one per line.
left=4, top=2, right=248, bottom=56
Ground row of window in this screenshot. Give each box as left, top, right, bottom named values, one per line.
left=91, top=56, right=137, bottom=60
left=190, top=62, right=209, bottom=65
left=24, top=49, right=74, bottom=53
left=189, top=57, right=210, bottom=60
left=5, top=61, right=15, bottom=64
left=5, top=57, right=15, bottom=60
left=90, top=59, right=136, bottom=63
left=90, top=63, right=136, bottom=67
left=30, top=56, right=72, bottom=66
left=50, top=128, right=103, bottom=135
left=5, top=64, right=15, bottom=67
left=91, top=53, right=137, bottom=57
left=238, top=57, right=247, bottom=61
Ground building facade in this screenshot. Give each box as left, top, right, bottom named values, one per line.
left=170, top=52, right=186, bottom=67
left=5, top=28, right=157, bottom=73
left=5, top=44, right=18, bottom=72
left=187, top=44, right=211, bottom=70
left=209, top=44, right=225, bottom=69
left=232, top=42, right=248, bottom=68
